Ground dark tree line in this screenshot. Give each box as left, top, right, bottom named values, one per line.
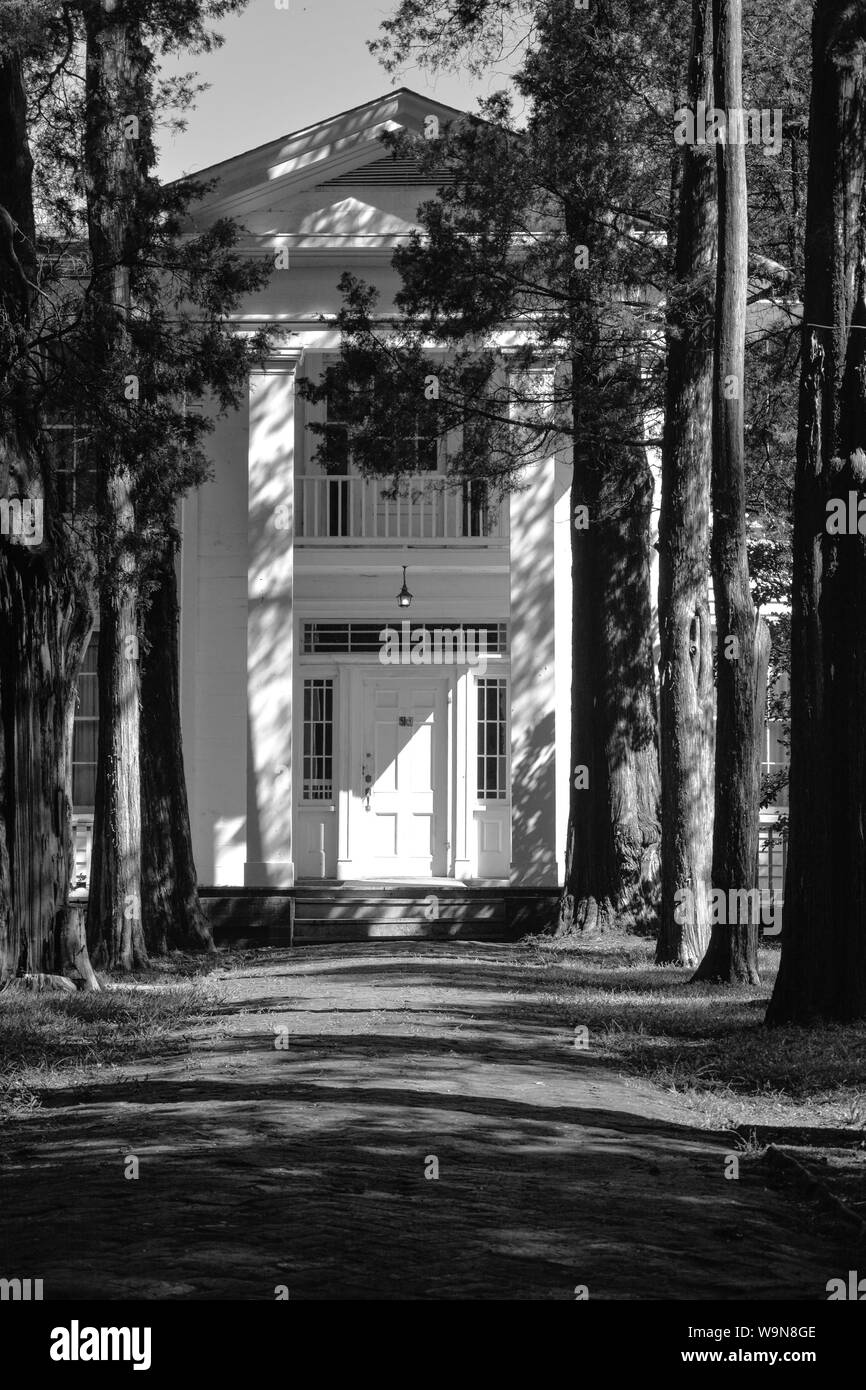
left=0, top=0, right=268, bottom=983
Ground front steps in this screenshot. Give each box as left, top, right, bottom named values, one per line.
left=201, top=883, right=560, bottom=947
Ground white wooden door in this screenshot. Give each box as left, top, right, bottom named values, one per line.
left=360, top=678, right=446, bottom=876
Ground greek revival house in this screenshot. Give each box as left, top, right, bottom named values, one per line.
left=69, top=89, right=788, bottom=902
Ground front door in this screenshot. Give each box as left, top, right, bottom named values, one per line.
left=360, top=676, right=447, bottom=877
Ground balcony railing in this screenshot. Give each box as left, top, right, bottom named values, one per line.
left=295, top=475, right=507, bottom=543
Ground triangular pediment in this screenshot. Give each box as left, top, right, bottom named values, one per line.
left=183, top=89, right=468, bottom=226
left=294, top=195, right=420, bottom=238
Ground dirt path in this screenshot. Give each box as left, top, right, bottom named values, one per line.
left=0, top=942, right=850, bottom=1300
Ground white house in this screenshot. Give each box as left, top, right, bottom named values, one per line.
left=69, top=88, right=787, bottom=905
left=156, top=89, right=570, bottom=892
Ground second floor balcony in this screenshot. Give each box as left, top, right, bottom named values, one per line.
left=295, top=475, right=508, bottom=545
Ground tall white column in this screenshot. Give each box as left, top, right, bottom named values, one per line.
left=336, top=665, right=356, bottom=879
left=553, top=454, right=573, bottom=880
left=245, top=360, right=298, bottom=887
left=452, top=669, right=472, bottom=879
left=509, top=456, right=559, bottom=884
left=178, top=488, right=199, bottom=846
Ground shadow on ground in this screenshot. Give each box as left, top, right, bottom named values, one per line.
left=0, top=942, right=856, bottom=1300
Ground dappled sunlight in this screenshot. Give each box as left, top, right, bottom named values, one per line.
left=510, top=460, right=559, bottom=884
left=0, top=941, right=854, bottom=1298
left=525, top=938, right=866, bottom=1130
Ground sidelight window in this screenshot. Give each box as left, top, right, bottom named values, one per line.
left=302, top=678, right=334, bottom=801
left=477, top=677, right=508, bottom=801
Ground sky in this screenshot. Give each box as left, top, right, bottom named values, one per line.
left=156, top=0, right=516, bottom=180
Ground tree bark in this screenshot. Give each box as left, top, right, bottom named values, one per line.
left=560, top=427, right=618, bottom=936
left=0, top=50, right=97, bottom=988
left=767, top=0, right=866, bottom=1024
left=87, top=551, right=147, bottom=971
left=82, top=0, right=149, bottom=973
left=694, top=0, right=772, bottom=985
left=559, top=353, right=661, bottom=938
left=140, top=543, right=213, bottom=954
left=0, top=553, right=95, bottom=983
left=656, top=0, right=718, bottom=967
left=600, top=449, right=661, bottom=924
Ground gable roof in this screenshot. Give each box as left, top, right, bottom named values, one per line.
left=185, top=88, right=469, bottom=219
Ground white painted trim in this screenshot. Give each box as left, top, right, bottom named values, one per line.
left=178, top=488, right=198, bottom=834
left=245, top=361, right=299, bottom=887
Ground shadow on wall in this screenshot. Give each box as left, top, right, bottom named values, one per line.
left=510, top=464, right=559, bottom=886
left=512, top=709, right=558, bottom=884
left=245, top=369, right=296, bottom=887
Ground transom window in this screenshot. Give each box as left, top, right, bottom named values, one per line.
left=302, top=621, right=507, bottom=656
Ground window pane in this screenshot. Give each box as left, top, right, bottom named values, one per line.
left=418, top=435, right=438, bottom=471
left=477, top=677, right=508, bottom=800
left=72, top=764, right=96, bottom=807
left=77, top=673, right=97, bottom=718
left=72, top=635, right=99, bottom=808
left=303, top=678, right=334, bottom=800
left=73, top=722, right=98, bottom=765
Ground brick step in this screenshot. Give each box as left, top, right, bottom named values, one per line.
left=295, top=920, right=515, bottom=943
left=219, top=921, right=518, bottom=948
left=201, top=888, right=559, bottom=945
left=292, top=900, right=505, bottom=923
left=291, top=895, right=506, bottom=903
left=199, top=885, right=553, bottom=899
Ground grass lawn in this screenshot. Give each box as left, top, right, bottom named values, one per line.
left=523, top=931, right=866, bottom=1224
left=0, top=954, right=226, bottom=1123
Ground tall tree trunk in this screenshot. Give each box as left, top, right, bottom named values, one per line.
left=0, top=50, right=97, bottom=988
left=140, top=543, right=213, bottom=954
left=87, top=547, right=147, bottom=971
left=767, top=0, right=866, bottom=1024
left=0, top=551, right=96, bottom=985
left=598, top=406, right=661, bottom=924
left=695, top=0, right=771, bottom=985
left=82, top=1, right=148, bottom=972
left=560, top=353, right=661, bottom=937
left=561, top=420, right=618, bottom=935
left=656, top=0, right=718, bottom=966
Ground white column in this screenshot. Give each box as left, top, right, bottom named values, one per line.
left=509, top=456, right=559, bottom=884
left=446, top=674, right=455, bottom=875
left=336, top=665, right=355, bottom=879
left=245, top=361, right=298, bottom=887
left=178, top=488, right=198, bottom=848
left=553, top=454, right=573, bottom=880
left=452, top=668, right=472, bottom=879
